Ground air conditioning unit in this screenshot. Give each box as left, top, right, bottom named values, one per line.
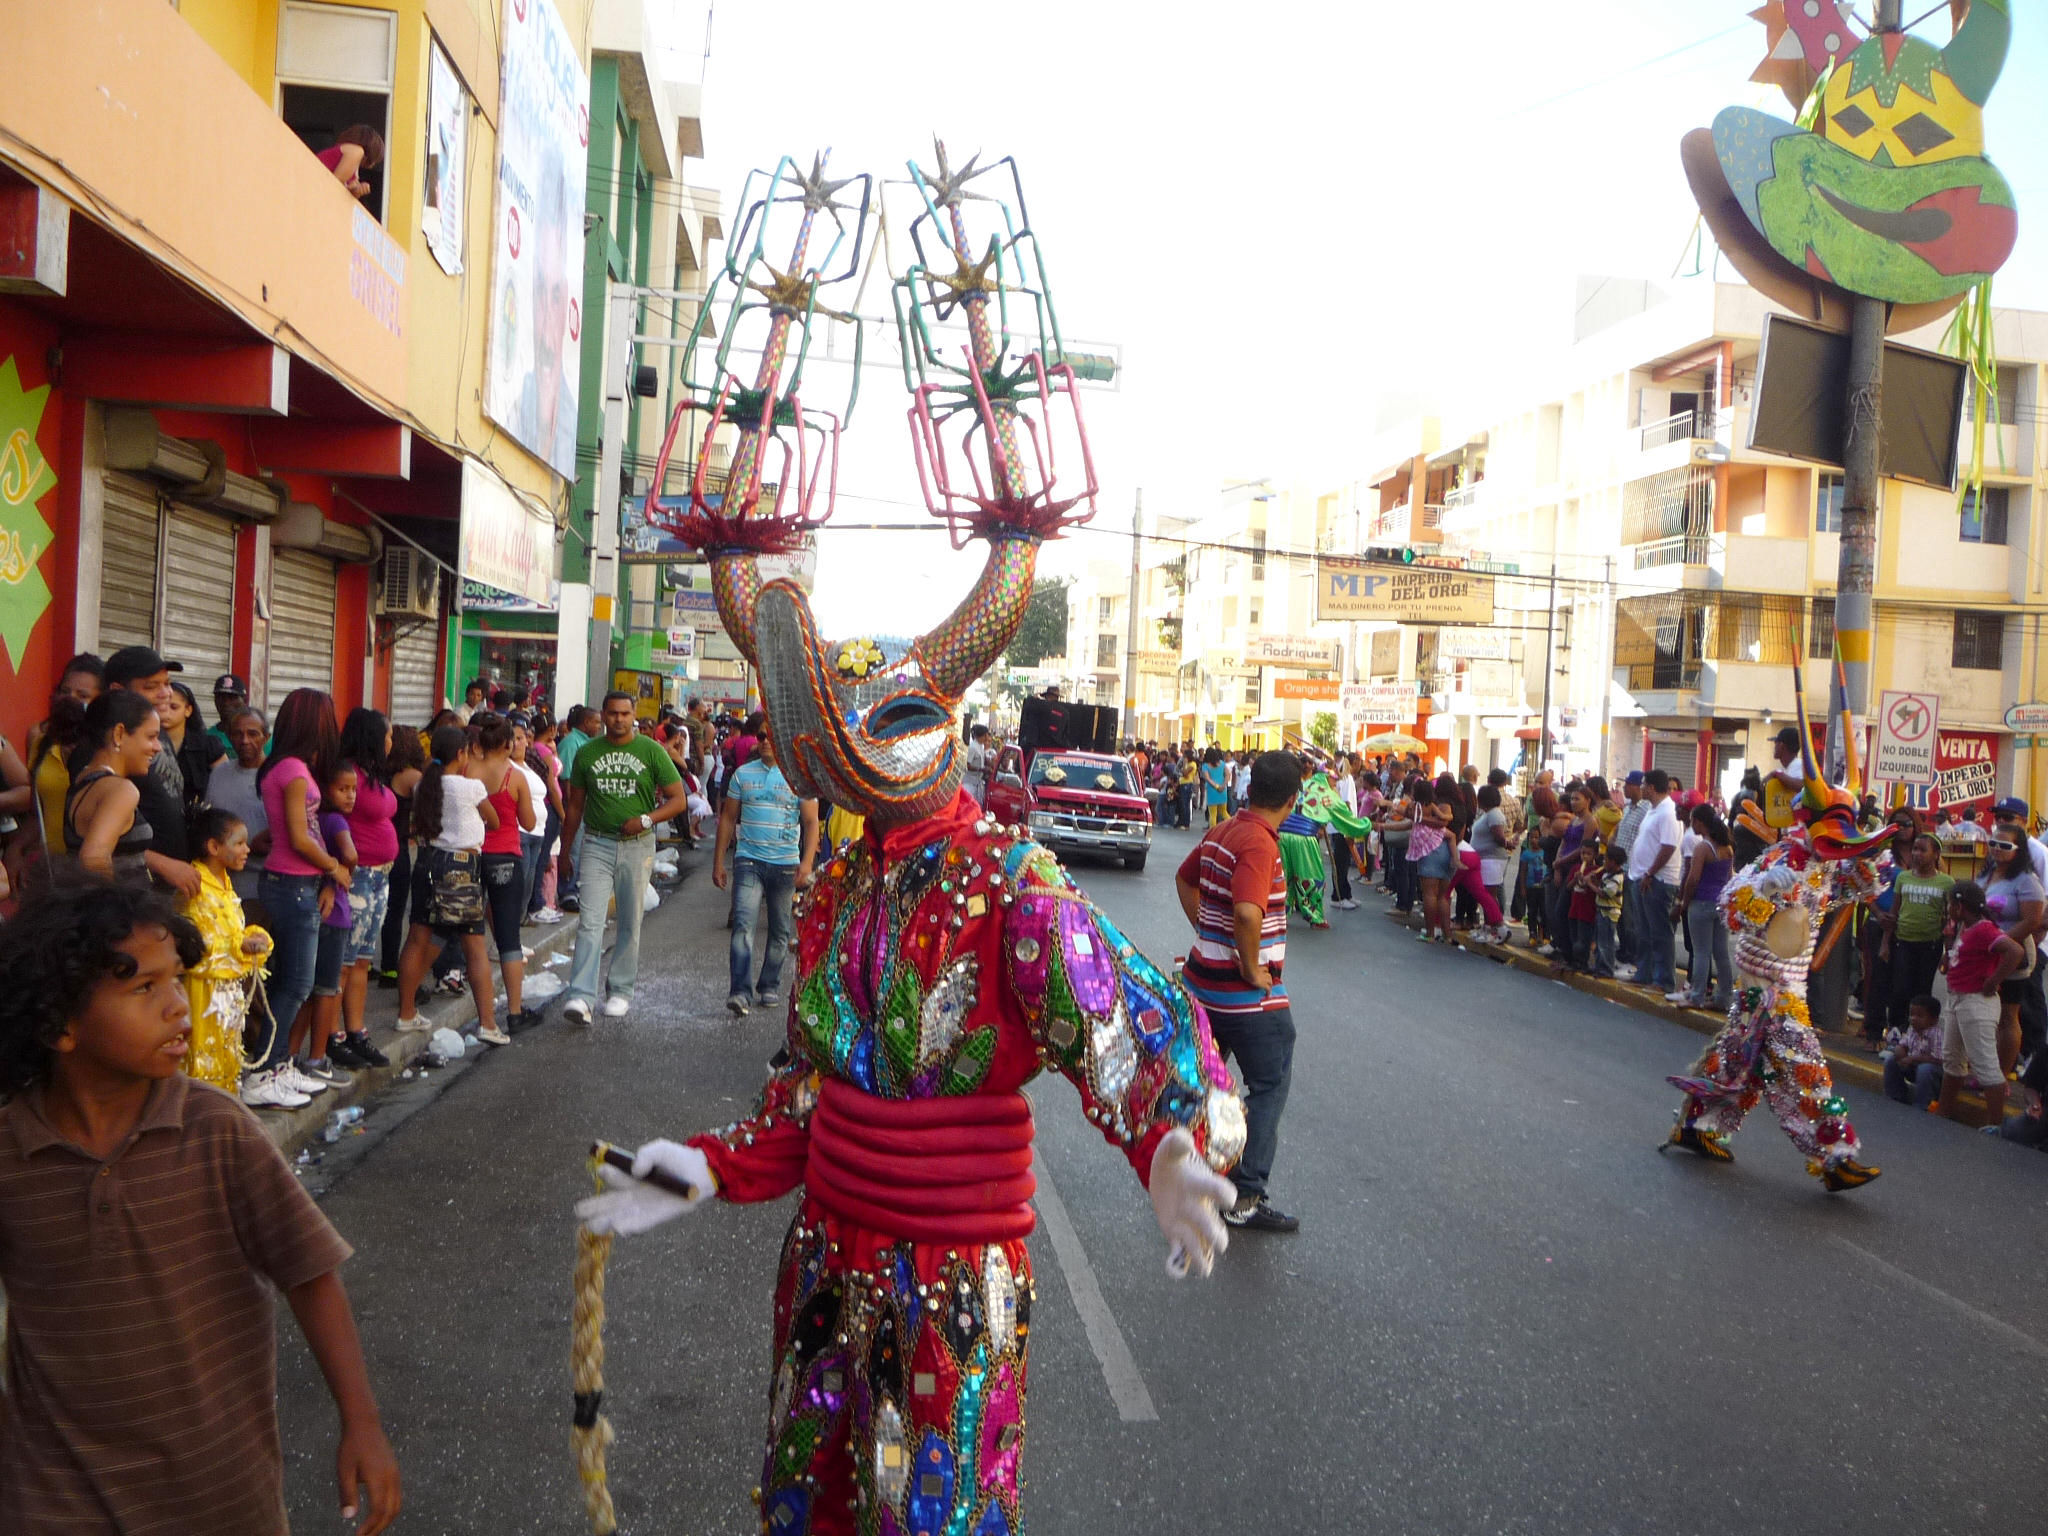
left=377, top=545, right=440, bottom=619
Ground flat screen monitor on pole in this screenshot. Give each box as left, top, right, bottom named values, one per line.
left=1747, top=314, right=1966, bottom=490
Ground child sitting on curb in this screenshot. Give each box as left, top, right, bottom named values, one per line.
left=1881, top=994, right=1944, bottom=1111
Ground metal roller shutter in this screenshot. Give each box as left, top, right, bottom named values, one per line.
left=388, top=619, right=440, bottom=727
left=97, top=473, right=161, bottom=654
left=268, top=550, right=338, bottom=702
left=1650, top=738, right=1696, bottom=785
left=161, top=504, right=237, bottom=680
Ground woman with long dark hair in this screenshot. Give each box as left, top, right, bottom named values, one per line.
left=1675, top=804, right=1735, bottom=1010
left=393, top=722, right=501, bottom=1042
left=378, top=723, right=428, bottom=980
left=162, top=678, right=224, bottom=819
left=26, top=653, right=104, bottom=860
left=1982, top=817, right=2045, bottom=1077
left=62, top=690, right=161, bottom=885
left=244, top=689, right=348, bottom=1109
left=327, top=708, right=398, bottom=1070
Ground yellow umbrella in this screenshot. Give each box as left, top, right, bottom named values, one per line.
left=1359, top=731, right=1429, bottom=754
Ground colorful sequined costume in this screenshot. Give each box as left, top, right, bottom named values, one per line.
left=630, top=146, right=1242, bottom=1536
left=1275, top=810, right=1328, bottom=926
left=181, top=863, right=269, bottom=1092
left=1664, top=706, right=1892, bottom=1187
left=688, top=793, right=1240, bottom=1535
left=1667, top=836, right=1881, bottom=1172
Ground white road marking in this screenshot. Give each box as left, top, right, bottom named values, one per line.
left=1830, top=1235, right=2048, bottom=1361
left=1032, top=1150, right=1160, bottom=1423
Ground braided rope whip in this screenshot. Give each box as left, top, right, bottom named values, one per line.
left=572, top=1155, right=619, bottom=1534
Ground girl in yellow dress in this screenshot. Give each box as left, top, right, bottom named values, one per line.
left=184, top=808, right=273, bottom=1094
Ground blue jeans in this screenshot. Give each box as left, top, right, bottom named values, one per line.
left=1884, top=1057, right=1942, bottom=1109
left=565, top=831, right=656, bottom=1006
left=1203, top=1004, right=1294, bottom=1200
left=521, top=829, right=547, bottom=913
left=730, top=857, right=796, bottom=1000
left=1684, top=897, right=1733, bottom=1008
left=256, top=870, right=323, bottom=1071
left=1592, top=911, right=1620, bottom=976
left=1635, top=878, right=1677, bottom=990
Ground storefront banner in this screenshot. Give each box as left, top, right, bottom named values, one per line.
left=483, top=0, right=589, bottom=479
left=460, top=576, right=559, bottom=613
left=667, top=625, right=696, bottom=660
left=1461, top=659, right=1515, bottom=702
left=1338, top=681, right=1419, bottom=725
left=1316, top=557, right=1495, bottom=624
left=1272, top=677, right=1339, bottom=702
left=1440, top=629, right=1509, bottom=660
left=422, top=42, right=467, bottom=277
left=672, top=588, right=719, bottom=618
left=1132, top=649, right=1179, bottom=678
left=458, top=460, right=555, bottom=607
left=1243, top=632, right=1340, bottom=669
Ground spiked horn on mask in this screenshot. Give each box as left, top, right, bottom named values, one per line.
left=646, top=143, right=1099, bottom=829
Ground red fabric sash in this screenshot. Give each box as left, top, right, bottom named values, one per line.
left=804, top=1079, right=1038, bottom=1244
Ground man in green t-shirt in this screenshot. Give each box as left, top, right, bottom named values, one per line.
left=561, top=693, right=688, bottom=1023
left=1883, top=829, right=1955, bottom=1038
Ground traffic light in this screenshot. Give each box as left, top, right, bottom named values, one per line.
left=1363, top=545, right=1418, bottom=565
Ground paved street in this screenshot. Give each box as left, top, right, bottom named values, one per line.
left=279, top=824, right=2048, bottom=1534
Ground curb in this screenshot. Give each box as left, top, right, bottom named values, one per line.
left=1376, top=907, right=2019, bottom=1122
left=256, top=844, right=696, bottom=1162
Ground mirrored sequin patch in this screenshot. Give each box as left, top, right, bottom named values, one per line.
left=983, top=1248, right=1016, bottom=1356
left=1091, top=999, right=1138, bottom=1105
left=874, top=1399, right=909, bottom=1508
left=1206, top=1088, right=1248, bottom=1167
left=919, top=957, right=980, bottom=1064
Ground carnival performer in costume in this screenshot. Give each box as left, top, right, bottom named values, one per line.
left=574, top=148, right=1242, bottom=1536
left=1284, top=765, right=1370, bottom=927
left=1662, top=698, right=1890, bottom=1191
left=184, top=807, right=273, bottom=1092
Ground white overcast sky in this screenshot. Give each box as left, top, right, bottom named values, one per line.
left=652, top=0, right=2048, bottom=640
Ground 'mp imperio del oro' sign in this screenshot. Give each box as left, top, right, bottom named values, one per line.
left=1315, top=558, right=1495, bottom=624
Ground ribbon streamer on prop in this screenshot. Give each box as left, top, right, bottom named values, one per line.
left=571, top=1152, right=618, bottom=1534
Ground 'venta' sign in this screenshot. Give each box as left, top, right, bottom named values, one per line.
left=1315, top=558, right=1495, bottom=623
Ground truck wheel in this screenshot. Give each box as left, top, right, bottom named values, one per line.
left=1123, top=851, right=1148, bottom=872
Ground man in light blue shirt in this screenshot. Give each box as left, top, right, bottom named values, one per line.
left=713, top=733, right=818, bottom=1015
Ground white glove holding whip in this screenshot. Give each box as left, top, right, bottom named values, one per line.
left=575, top=1139, right=717, bottom=1236
left=1148, top=1128, right=1235, bottom=1279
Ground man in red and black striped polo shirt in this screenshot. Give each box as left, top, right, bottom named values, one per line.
left=1176, top=750, right=1303, bottom=1233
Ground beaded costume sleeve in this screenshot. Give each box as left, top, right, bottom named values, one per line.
left=688, top=1049, right=820, bottom=1203
left=1000, top=841, right=1246, bottom=1186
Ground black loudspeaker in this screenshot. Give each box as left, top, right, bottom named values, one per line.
left=1090, top=706, right=1119, bottom=753
left=1020, top=696, right=1070, bottom=750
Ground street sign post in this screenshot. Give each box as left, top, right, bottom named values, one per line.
left=1872, top=688, right=1938, bottom=785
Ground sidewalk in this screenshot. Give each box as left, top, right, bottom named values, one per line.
left=1378, top=906, right=2023, bottom=1124
left=254, top=840, right=696, bottom=1161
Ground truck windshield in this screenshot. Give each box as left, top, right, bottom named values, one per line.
left=1030, top=756, right=1136, bottom=796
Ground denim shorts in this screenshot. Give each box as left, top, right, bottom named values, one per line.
left=1415, top=841, right=1455, bottom=880
left=313, top=920, right=348, bottom=997
left=343, top=863, right=392, bottom=967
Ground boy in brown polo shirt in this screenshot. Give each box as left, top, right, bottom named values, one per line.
left=0, top=882, right=400, bottom=1534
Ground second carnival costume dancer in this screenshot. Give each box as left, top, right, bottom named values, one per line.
left=574, top=148, right=1243, bottom=1536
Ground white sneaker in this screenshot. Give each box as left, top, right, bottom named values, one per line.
left=603, top=996, right=631, bottom=1019
left=1336, top=898, right=1359, bottom=910
left=534, top=906, right=564, bottom=925
left=1665, top=990, right=1695, bottom=1005
left=521, top=946, right=535, bottom=961
left=240, top=1068, right=310, bottom=1110
left=395, top=1014, right=435, bottom=1033
left=564, top=997, right=593, bottom=1025
left=1614, top=964, right=1638, bottom=980
left=279, top=1062, right=330, bottom=1096
left=475, top=1024, right=512, bottom=1047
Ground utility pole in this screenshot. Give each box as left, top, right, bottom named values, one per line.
left=1121, top=488, right=1142, bottom=740
left=1828, top=0, right=1901, bottom=780
left=586, top=282, right=637, bottom=707
left=1538, top=564, right=1558, bottom=774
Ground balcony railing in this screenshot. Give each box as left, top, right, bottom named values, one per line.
left=1622, top=466, right=1713, bottom=567
left=1632, top=534, right=1710, bottom=570
left=1367, top=503, right=1408, bottom=543
left=1640, top=409, right=1713, bottom=451
left=1420, top=503, right=1444, bottom=529
left=1443, top=481, right=1482, bottom=512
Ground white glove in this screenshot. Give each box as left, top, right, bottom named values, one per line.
left=574, top=1139, right=717, bottom=1236
left=1148, top=1128, right=1235, bottom=1279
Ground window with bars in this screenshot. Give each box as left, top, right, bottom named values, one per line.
left=1621, top=467, right=1713, bottom=565
left=1098, top=596, right=1113, bottom=623
left=1808, top=597, right=1836, bottom=659
left=1964, top=365, right=2022, bottom=425
left=1095, top=633, right=1119, bottom=668
left=1952, top=612, right=2005, bottom=671
left=1243, top=676, right=1260, bottom=706
left=1615, top=594, right=1707, bottom=690
left=1816, top=473, right=1844, bottom=534
left=1250, top=528, right=1266, bottom=580
left=1710, top=594, right=1802, bottom=665
left=1960, top=486, right=2009, bottom=545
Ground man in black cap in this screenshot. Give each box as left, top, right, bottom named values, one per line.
left=206, top=673, right=253, bottom=755
left=103, top=645, right=200, bottom=895
left=1760, top=724, right=1806, bottom=833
